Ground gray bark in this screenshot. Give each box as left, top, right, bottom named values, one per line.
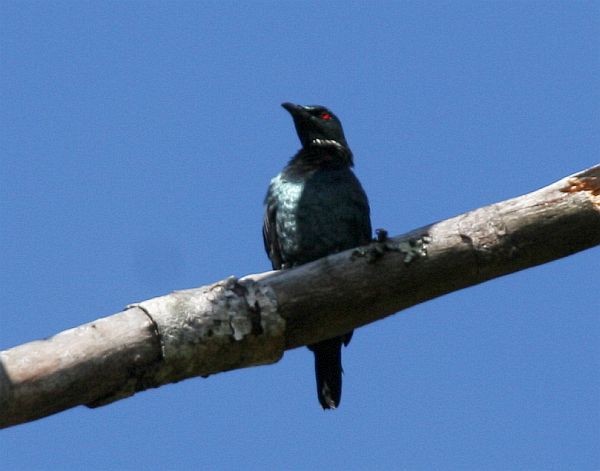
left=1, top=165, right=598, bottom=428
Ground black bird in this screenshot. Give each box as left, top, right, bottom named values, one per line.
left=263, top=103, right=372, bottom=409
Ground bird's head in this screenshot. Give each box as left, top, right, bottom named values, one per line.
left=282, top=103, right=351, bottom=155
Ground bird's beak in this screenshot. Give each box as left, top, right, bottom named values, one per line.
left=281, top=102, right=305, bottom=117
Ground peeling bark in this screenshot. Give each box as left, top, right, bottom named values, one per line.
left=130, top=276, right=284, bottom=386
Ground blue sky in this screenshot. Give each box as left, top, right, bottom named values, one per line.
left=1, top=1, right=598, bottom=469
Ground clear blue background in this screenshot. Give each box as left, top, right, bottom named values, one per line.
left=1, top=1, right=598, bottom=470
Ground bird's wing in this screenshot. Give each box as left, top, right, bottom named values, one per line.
left=262, top=183, right=283, bottom=270
left=349, top=174, right=373, bottom=244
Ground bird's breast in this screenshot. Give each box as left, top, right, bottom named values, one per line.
left=273, top=169, right=370, bottom=265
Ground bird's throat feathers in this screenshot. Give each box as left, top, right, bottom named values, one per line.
left=288, top=141, right=354, bottom=174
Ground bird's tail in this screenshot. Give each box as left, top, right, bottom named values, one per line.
left=309, top=336, right=347, bottom=409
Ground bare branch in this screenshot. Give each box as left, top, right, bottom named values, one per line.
left=1, top=165, right=598, bottom=428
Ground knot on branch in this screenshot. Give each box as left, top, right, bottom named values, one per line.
left=560, top=167, right=600, bottom=208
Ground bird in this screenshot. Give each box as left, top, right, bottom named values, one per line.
left=263, top=102, right=372, bottom=409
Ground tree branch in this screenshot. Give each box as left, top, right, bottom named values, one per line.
left=1, top=165, right=599, bottom=428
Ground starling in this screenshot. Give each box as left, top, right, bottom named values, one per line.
left=263, top=103, right=372, bottom=409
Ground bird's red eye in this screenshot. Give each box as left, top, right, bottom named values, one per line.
left=320, top=112, right=332, bottom=120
